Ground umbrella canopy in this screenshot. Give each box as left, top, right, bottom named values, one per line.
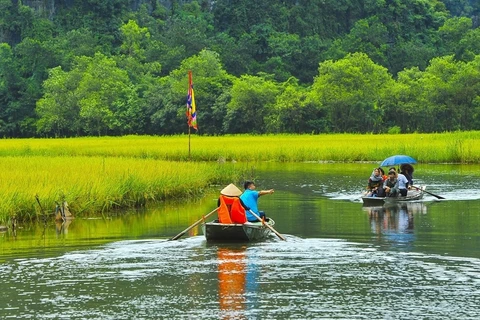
left=380, top=155, right=417, bottom=167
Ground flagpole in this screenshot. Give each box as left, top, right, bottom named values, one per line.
left=187, top=71, right=191, bottom=160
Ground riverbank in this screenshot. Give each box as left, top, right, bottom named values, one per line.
left=0, top=155, right=241, bottom=223
left=1, top=132, right=479, bottom=222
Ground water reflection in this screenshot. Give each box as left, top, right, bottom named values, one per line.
left=365, top=202, right=428, bottom=250
left=217, top=245, right=262, bottom=320
left=55, top=219, right=73, bottom=237
left=1, top=236, right=480, bottom=319
left=218, top=246, right=247, bottom=319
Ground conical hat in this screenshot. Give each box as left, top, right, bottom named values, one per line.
left=220, top=183, right=242, bottom=197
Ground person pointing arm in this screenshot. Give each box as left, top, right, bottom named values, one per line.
left=240, top=180, right=274, bottom=222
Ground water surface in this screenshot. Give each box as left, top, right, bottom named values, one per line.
left=1, top=162, right=479, bottom=319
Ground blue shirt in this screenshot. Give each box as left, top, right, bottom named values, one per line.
left=240, top=189, right=259, bottom=221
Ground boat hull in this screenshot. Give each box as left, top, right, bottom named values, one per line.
left=202, top=219, right=275, bottom=242
left=362, top=188, right=424, bottom=207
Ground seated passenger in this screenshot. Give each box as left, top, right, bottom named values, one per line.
left=396, top=172, right=410, bottom=196
left=377, top=167, right=388, bottom=197
left=217, top=184, right=247, bottom=224
left=366, top=168, right=383, bottom=197
left=383, top=170, right=399, bottom=197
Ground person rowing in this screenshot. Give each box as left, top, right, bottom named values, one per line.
left=240, top=180, right=274, bottom=222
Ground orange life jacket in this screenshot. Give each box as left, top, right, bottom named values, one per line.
left=218, top=195, right=247, bottom=224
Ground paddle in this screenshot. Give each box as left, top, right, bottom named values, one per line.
left=248, top=209, right=286, bottom=241
left=169, top=207, right=218, bottom=241
left=412, top=185, right=445, bottom=200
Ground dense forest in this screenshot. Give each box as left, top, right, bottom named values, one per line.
left=0, top=0, right=479, bottom=136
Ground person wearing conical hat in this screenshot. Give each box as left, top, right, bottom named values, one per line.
left=218, top=183, right=247, bottom=224
left=220, top=183, right=242, bottom=197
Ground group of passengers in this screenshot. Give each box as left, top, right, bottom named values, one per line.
left=365, top=165, right=414, bottom=198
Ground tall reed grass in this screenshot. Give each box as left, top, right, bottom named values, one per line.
left=1, top=132, right=479, bottom=222
left=0, top=156, right=240, bottom=222
left=0, top=132, right=479, bottom=163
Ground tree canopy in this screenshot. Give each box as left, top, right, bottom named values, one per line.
left=0, top=0, right=479, bottom=136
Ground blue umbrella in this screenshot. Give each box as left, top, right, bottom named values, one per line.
left=380, top=155, right=417, bottom=167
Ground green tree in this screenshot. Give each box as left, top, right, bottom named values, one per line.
left=438, top=17, right=473, bottom=56
left=441, top=0, right=480, bottom=17
left=225, top=74, right=279, bottom=133
left=147, top=49, right=232, bottom=134
left=48, top=28, right=106, bottom=69
left=325, top=17, right=389, bottom=67
left=456, top=27, right=480, bottom=61
left=120, top=20, right=150, bottom=60
left=265, top=32, right=302, bottom=82
left=116, top=19, right=161, bottom=101
left=53, top=0, right=130, bottom=44
left=36, top=66, right=82, bottom=136
left=37, top=53, right=141, bottom=136
left=0, top=43, right=23, bottom=136
left=380, top=67, right=428, bottom=133
left=309, top=52, right=393, bottom=133
left=382, top=54, right=480, bottom=133
left=420, top=55, right=480, bottom=131
left=156, top=1, right=214, bottom=74
left=0, top=0, right=36, bottom=45
left=265, top=78, right=325, bottom=133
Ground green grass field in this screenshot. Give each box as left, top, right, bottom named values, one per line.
left=1, top=132, right=478, bottom=162
left=1, top=132, right=479, bottom=222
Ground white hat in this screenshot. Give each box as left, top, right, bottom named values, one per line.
left=220, top=183, right=242, bottom=197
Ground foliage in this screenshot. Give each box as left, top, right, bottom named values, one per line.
left=147, top=49, right=232, bottom=134
left=225, top=74, right=279, bottom=133
left=37, top=53, right=141, bottom=136
left=310, top=53, right=393, bottom=133
left=1, top=133, right=479, bottom=164
left=0, top=0, right=479, bottom=136
left=1, top=130, right=479, bottom=220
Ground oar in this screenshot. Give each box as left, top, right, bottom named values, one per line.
left=169, top=207, right=218, bottom=241
left=412, top=185, right=445, bottom=200
left=248, top=209, right=286, bottom=241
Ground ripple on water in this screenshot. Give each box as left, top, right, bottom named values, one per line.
left=0, top=237, right=479, bottom=319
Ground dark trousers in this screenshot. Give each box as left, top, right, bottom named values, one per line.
left=377, top=188, right=386, bottom=197
left=248, top=211, right=266, bottom=222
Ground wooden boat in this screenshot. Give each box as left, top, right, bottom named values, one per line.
left=362, top=186, right=425, bottom=207
left=202, top=218, right=275, bottom=242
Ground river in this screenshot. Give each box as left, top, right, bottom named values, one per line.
left=1, top=162, right=479, bottom=319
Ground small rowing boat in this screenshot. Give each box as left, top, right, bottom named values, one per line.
left=170, top=183, right=285, bottom=242
left=362, top=186, right=425, bottom=207
left=202, top=219, right=275, bottom=242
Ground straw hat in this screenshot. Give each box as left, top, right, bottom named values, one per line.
left=220, top=183, right=242, bottom=197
